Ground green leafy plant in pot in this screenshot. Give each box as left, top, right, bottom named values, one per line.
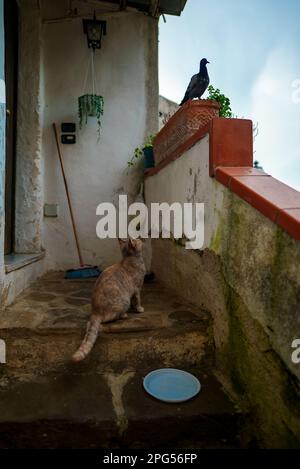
left=128, top=134, right=156, bottom=171
left=79, top=47, right=104, bottom=139
left=78, top=94, right=104, bottom=137
left=207, top=85, right=234, bottom=118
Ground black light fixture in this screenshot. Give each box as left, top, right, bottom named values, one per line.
left=83, top=11, right=107, bottom=50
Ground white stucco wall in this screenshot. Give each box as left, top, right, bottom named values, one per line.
left=145, top=135, right=226, bottom=249
left=42, top=12, right=158, bottom=271
left=0, top=2, right=158, bottom=307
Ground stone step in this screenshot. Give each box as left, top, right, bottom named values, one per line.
left=0, top=273, right=243, bottom=448
left=0, top=366, right=242, bottom=449
left=0, top=277, right=213, bottom=377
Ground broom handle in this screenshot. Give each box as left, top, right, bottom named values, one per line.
left=52, top=123, right=84, bottom=267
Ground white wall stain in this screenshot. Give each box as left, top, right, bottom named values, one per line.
left=0, top=339, right=6, bottom=364
left=105, top=370, right=135, bottom=436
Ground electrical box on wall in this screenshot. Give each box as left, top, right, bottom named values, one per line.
left=44, top=204, right=59, bottom=218
left=61, top=134, right=76, bottom=144
left=61, top=123, right=76, bottom=133
left=61, top=122, right=76, bottom=144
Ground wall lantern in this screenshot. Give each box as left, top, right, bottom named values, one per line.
left=83, top=11, right=107, bottom=50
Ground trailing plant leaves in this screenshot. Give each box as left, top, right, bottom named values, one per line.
left=78, top=94, right=104, bottom=139
left=127, top=134, right=156, bottom=170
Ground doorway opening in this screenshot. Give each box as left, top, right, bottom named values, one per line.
left=4, top=0, right=18, bottom=255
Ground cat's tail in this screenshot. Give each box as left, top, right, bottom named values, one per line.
left=72, top=315, right=101, bottom=362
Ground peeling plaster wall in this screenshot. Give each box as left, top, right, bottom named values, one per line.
left=15, top=0, right=43, bottom=254
left=42, top=12, right=158, bottom=270
left=145, top=138, right=300, bottom=447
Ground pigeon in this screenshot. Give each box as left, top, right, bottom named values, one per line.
left=180, top=58, right=210, bottom=106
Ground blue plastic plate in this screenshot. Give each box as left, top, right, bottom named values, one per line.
left=143, top=369, right=201, bottom=403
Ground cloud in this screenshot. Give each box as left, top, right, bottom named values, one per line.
left=250, top=45, right=300, bottom=191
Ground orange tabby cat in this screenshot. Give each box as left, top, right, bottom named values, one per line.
left=72, top=238, right=145, bottom=362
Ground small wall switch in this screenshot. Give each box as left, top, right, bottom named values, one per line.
left=61, top=123, right=76, bottom=133
left=61, top=134, right=76, bottom=144
left=44, top=204, right=58, bottom=218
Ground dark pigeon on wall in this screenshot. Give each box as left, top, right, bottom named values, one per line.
left=180, top=58, right=210, bottom=106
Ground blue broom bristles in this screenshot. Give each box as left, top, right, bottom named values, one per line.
left=65, top=266, right=101, bottom=279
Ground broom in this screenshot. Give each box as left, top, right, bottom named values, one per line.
left=52, top=123, right=101, bottom=279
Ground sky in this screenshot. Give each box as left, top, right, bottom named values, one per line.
left=159, top=0, right=300, bottom=191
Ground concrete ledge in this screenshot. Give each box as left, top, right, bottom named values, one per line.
left=215, top=167, right=300, bottom=242
left=146, top=117, right=253, bottom=179
left=5, top=252, right=45, bottom=274
left=147, top=115, right=300, bottom=242
left=145, top=122, right=210, bottom=178
left=209, top=119, right=253, bottom=176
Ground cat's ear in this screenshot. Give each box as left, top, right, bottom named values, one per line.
left=118, top=238, right=127, bottom=247
left=129, top=238, right=143, bottom=251
left=128, top=237, right=137, bottom=249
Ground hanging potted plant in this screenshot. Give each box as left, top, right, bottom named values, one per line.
left=78, top=94, right=104, bottom=136
left=127, top=134, right=156, bottom=171
left=78, top=49, right=104, bottom=139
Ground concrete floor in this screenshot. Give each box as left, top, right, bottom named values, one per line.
left=0, top=273, right=242, bottom=448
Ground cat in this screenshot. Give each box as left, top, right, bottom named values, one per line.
left=72, top=238, right=146, bottom=362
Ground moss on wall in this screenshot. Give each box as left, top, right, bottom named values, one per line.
left=212, top=192, right=300, bottom=447
left=151, top=223, right=300, bottom=447
left=209, top=222, right=222, bottom=253
left=220, top=281, right=300, bottom=448
left=146, top=145, right=300, bottom=447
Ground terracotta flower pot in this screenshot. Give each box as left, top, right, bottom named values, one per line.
left=154, top=99, right=220, bottom=167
